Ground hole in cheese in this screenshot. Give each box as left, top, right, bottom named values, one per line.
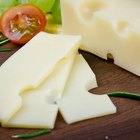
left=117, top=21, right=130, bottom=32
left=80, top=0, right=108, bottom=20
left=107, top=53, right=114, bottom=63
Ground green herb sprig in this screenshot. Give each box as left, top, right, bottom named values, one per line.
left=0, top=47, right=12, bottom=52
left=12, top=129, right=51, bottom=139
left=0, top=38, right=10, bottom=45
left=108, top=92, right=140, bottom=100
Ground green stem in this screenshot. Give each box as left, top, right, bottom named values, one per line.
left=11, top=129, right=51, bottom=139
left=0, top=48, right=12, bottom=52
left=0, top=38, right=10, bottom=45
left=108, top=92, right=140, bottom=100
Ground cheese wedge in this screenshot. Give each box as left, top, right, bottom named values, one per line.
left=57, top=54, right=116, bottom=124
left=2, top=55, right=75, bottom=129
left=61, top=0, right=140, bottom=76
left=0, top=32, right=81, bottom=123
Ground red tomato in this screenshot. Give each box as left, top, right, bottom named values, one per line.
left=0, top=4, right=46, bottom=44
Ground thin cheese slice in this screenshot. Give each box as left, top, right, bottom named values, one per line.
left=0, top=32, right=81, bottom=123
left=57, top=54, right=116, bottom=124
left=3, top=55, right=75, bottom=129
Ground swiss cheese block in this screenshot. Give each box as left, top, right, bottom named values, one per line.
left=0, top=32, right=81, bottom=123
left=61, top=0, right=140, bottom=76
left=57, top=54, right=116, bottom=124
left=3, top=56, right=76, bottom=129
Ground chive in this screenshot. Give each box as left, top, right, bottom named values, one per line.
left=11, top=129, right=51, bottom=139
left=0, top=38, right=10, bottom=45
left=0, top=48, right=12, bottom=52
left=108, top=92, right=140, bottom=100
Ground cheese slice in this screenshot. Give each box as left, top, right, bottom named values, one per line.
left=57, top=54, right=116, bottom=124
left=61, top=0, right=140, bottom=76
left=3, top=54, right=116, bottom=128
left=0, top=32, right=81, bottom=123
left=2, top=55, right=75, bottom=129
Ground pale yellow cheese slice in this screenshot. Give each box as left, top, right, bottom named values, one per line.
left=3, top=55, right=75, bottom=129
left=0, top=32, right=81, bottom=123
left=57, top=54, right=116, bottom=124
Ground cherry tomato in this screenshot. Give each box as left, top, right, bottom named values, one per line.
left=0, top=4, right=46, bottom=44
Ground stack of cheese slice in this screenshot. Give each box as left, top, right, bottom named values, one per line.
left=61, top=0, right=140, bottom=76
left=0, top=32, right=116, bottom=129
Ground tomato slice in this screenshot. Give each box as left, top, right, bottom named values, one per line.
left=0, top=4, right=46, bottom=44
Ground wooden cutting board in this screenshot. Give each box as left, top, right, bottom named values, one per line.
left=0, top=42, right=140, bottom=140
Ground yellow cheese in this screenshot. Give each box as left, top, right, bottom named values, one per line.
left=3, top=56, right=75, bottom=129
left=0, top=31, right=116, bottom=129
left=61, top=0, right=140, bottom=76
left=57, top=54, right=116, bottom=124
left=0, top=32, right=81, bottom=123
left=4, top=54, right=116, bottom=128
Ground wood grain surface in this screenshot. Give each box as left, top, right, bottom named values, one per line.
left=0, top=42, right=140, bottom=140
